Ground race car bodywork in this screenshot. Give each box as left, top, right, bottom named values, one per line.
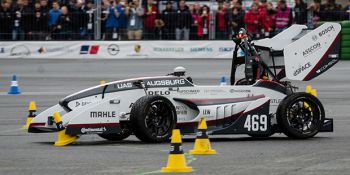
left=28, top=22, right=339, bottom=143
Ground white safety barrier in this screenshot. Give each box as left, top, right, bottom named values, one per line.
left=0, top=41, right=236, bottom=59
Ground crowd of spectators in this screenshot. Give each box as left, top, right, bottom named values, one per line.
left=0, top=0, right=349, bottom=40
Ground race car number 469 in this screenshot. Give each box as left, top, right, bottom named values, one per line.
left=244, top=114, right=268, bottom=132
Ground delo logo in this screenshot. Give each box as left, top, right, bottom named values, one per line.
left=148, top=91, right=170, bottom=96
left=294, top=62, right=311, bottom=76
left=319, top=25, right=335, bottom=37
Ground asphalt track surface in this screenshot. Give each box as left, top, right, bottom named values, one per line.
left=0, top=59, right=350, bottom=175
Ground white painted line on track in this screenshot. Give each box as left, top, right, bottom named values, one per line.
left=0, top=92, right=67, bottom=95
left=0, top=128, right=24, bottom=134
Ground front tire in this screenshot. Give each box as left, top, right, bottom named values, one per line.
left=277, top=92, right=325, bottom=139
left=130, top=95, right=177, bottom=143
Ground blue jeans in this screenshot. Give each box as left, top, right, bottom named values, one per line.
left=12, top=28, right=25, bottom=40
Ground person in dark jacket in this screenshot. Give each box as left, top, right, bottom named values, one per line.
left=29, top=2, right=48, bottom=40
left=0, top=0, right=13, bottom=40
left=71, top=0, right=87, bottom=40
left=161, top=1, right=175, bottom=40
left=56, top=6, right=73, bottom=40
left=226, top=6, right=244, bottom=39
left=12, top=0, right=26, bottom=40
left=84, top=0, right=94, bottom=40
left=175, top=0, right=192, bottom=40
left=294, top=0, right=307, bottom=24
left=322, top=0, right=342, bottom=21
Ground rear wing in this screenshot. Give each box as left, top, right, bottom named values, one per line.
left=284, top=22, right=341, bottom=81
left=254, top=22, right=341, bottom=81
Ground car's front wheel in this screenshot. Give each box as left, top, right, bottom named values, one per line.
left=130, top=95, right=177, bottom=143
left=277, top=92, right=325, bottom=139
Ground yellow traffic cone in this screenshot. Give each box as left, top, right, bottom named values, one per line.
left=189, top=118, right=216, bottom=155
left=23, top=101, right=37, bottom=129
left=100, top=80, right=106, bottom=85
left=53, top=112, right=79, bottom=146
left=161, top=129, right=193, bottom=173
left=305, top=85, right=312, bottom=93
left=311, top=89, right=317, bottom=97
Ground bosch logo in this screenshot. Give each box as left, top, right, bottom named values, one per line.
left=319, top=25, right=335, bottom=37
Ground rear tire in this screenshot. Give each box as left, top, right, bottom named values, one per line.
left=130, top=95, right=177, bottom=143
left=277, top=92, right=325, bottom=139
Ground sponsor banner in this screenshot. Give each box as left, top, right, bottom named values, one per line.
left=0, top=41, right=234, bottom=59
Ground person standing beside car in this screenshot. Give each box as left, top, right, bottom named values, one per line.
left=125, top=0, right=144, bottom=40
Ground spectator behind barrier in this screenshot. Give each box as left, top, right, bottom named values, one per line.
left=275, top=0, right=292, bottom=34
left=197, top=5, right=210, bottom=40
left=294, top=0, right=307, bottom=24
left=125, top=0, right=143, bottom=40
left=104, top=0, right=122, bottom=40
left=189, top=3, right=200, bottom=40
left=48, top=1, right=61, bottom=39
left=244, top=3, right=262, bottom=39
left=0, top=0, right=12, bottom=40
left=55, top=6, right=73, bottom=40
left=118, top=0, right=128, bottom=40
left=161, top=1, right=175, bottom=40
left=143, top=0, right=157, bottom=40
left=262, top=2, right=276, bottom=38
left=216, top=2, right=227, bottom=40
left=175, top=0, right=192, bottom=40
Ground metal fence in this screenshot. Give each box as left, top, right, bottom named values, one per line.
left=0, top=0, right=349, bottom=41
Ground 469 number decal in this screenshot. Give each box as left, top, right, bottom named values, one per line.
left=244, top=115, right=268, bottom=132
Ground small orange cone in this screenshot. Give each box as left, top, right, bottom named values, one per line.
left=53, top=112, right=79, bottom=146
left=161, top=129, right=193, bottom=173
left=23, top=101, right=37, bottom=129
left=189, top=118, right=216, bottom=155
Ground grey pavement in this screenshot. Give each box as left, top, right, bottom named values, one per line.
left=0, top=59, right=349, bottom=175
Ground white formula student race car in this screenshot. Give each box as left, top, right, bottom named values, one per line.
left=28, top=22, right=340, bottom=143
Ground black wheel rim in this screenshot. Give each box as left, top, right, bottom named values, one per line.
left=144, top=101, right=173, bottom=138
left=286, top=97, right=322, bottom=135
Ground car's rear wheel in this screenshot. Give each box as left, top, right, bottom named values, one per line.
left=98, top=122, right=132, bottom=141
left=277, top=92, right=325, bottom=139
left=130, top=95, right=177, bottom=143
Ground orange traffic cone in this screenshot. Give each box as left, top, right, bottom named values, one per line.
left=189, top=118, right=216, bottom=155
left=161, top=129, right=193, bottom=173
